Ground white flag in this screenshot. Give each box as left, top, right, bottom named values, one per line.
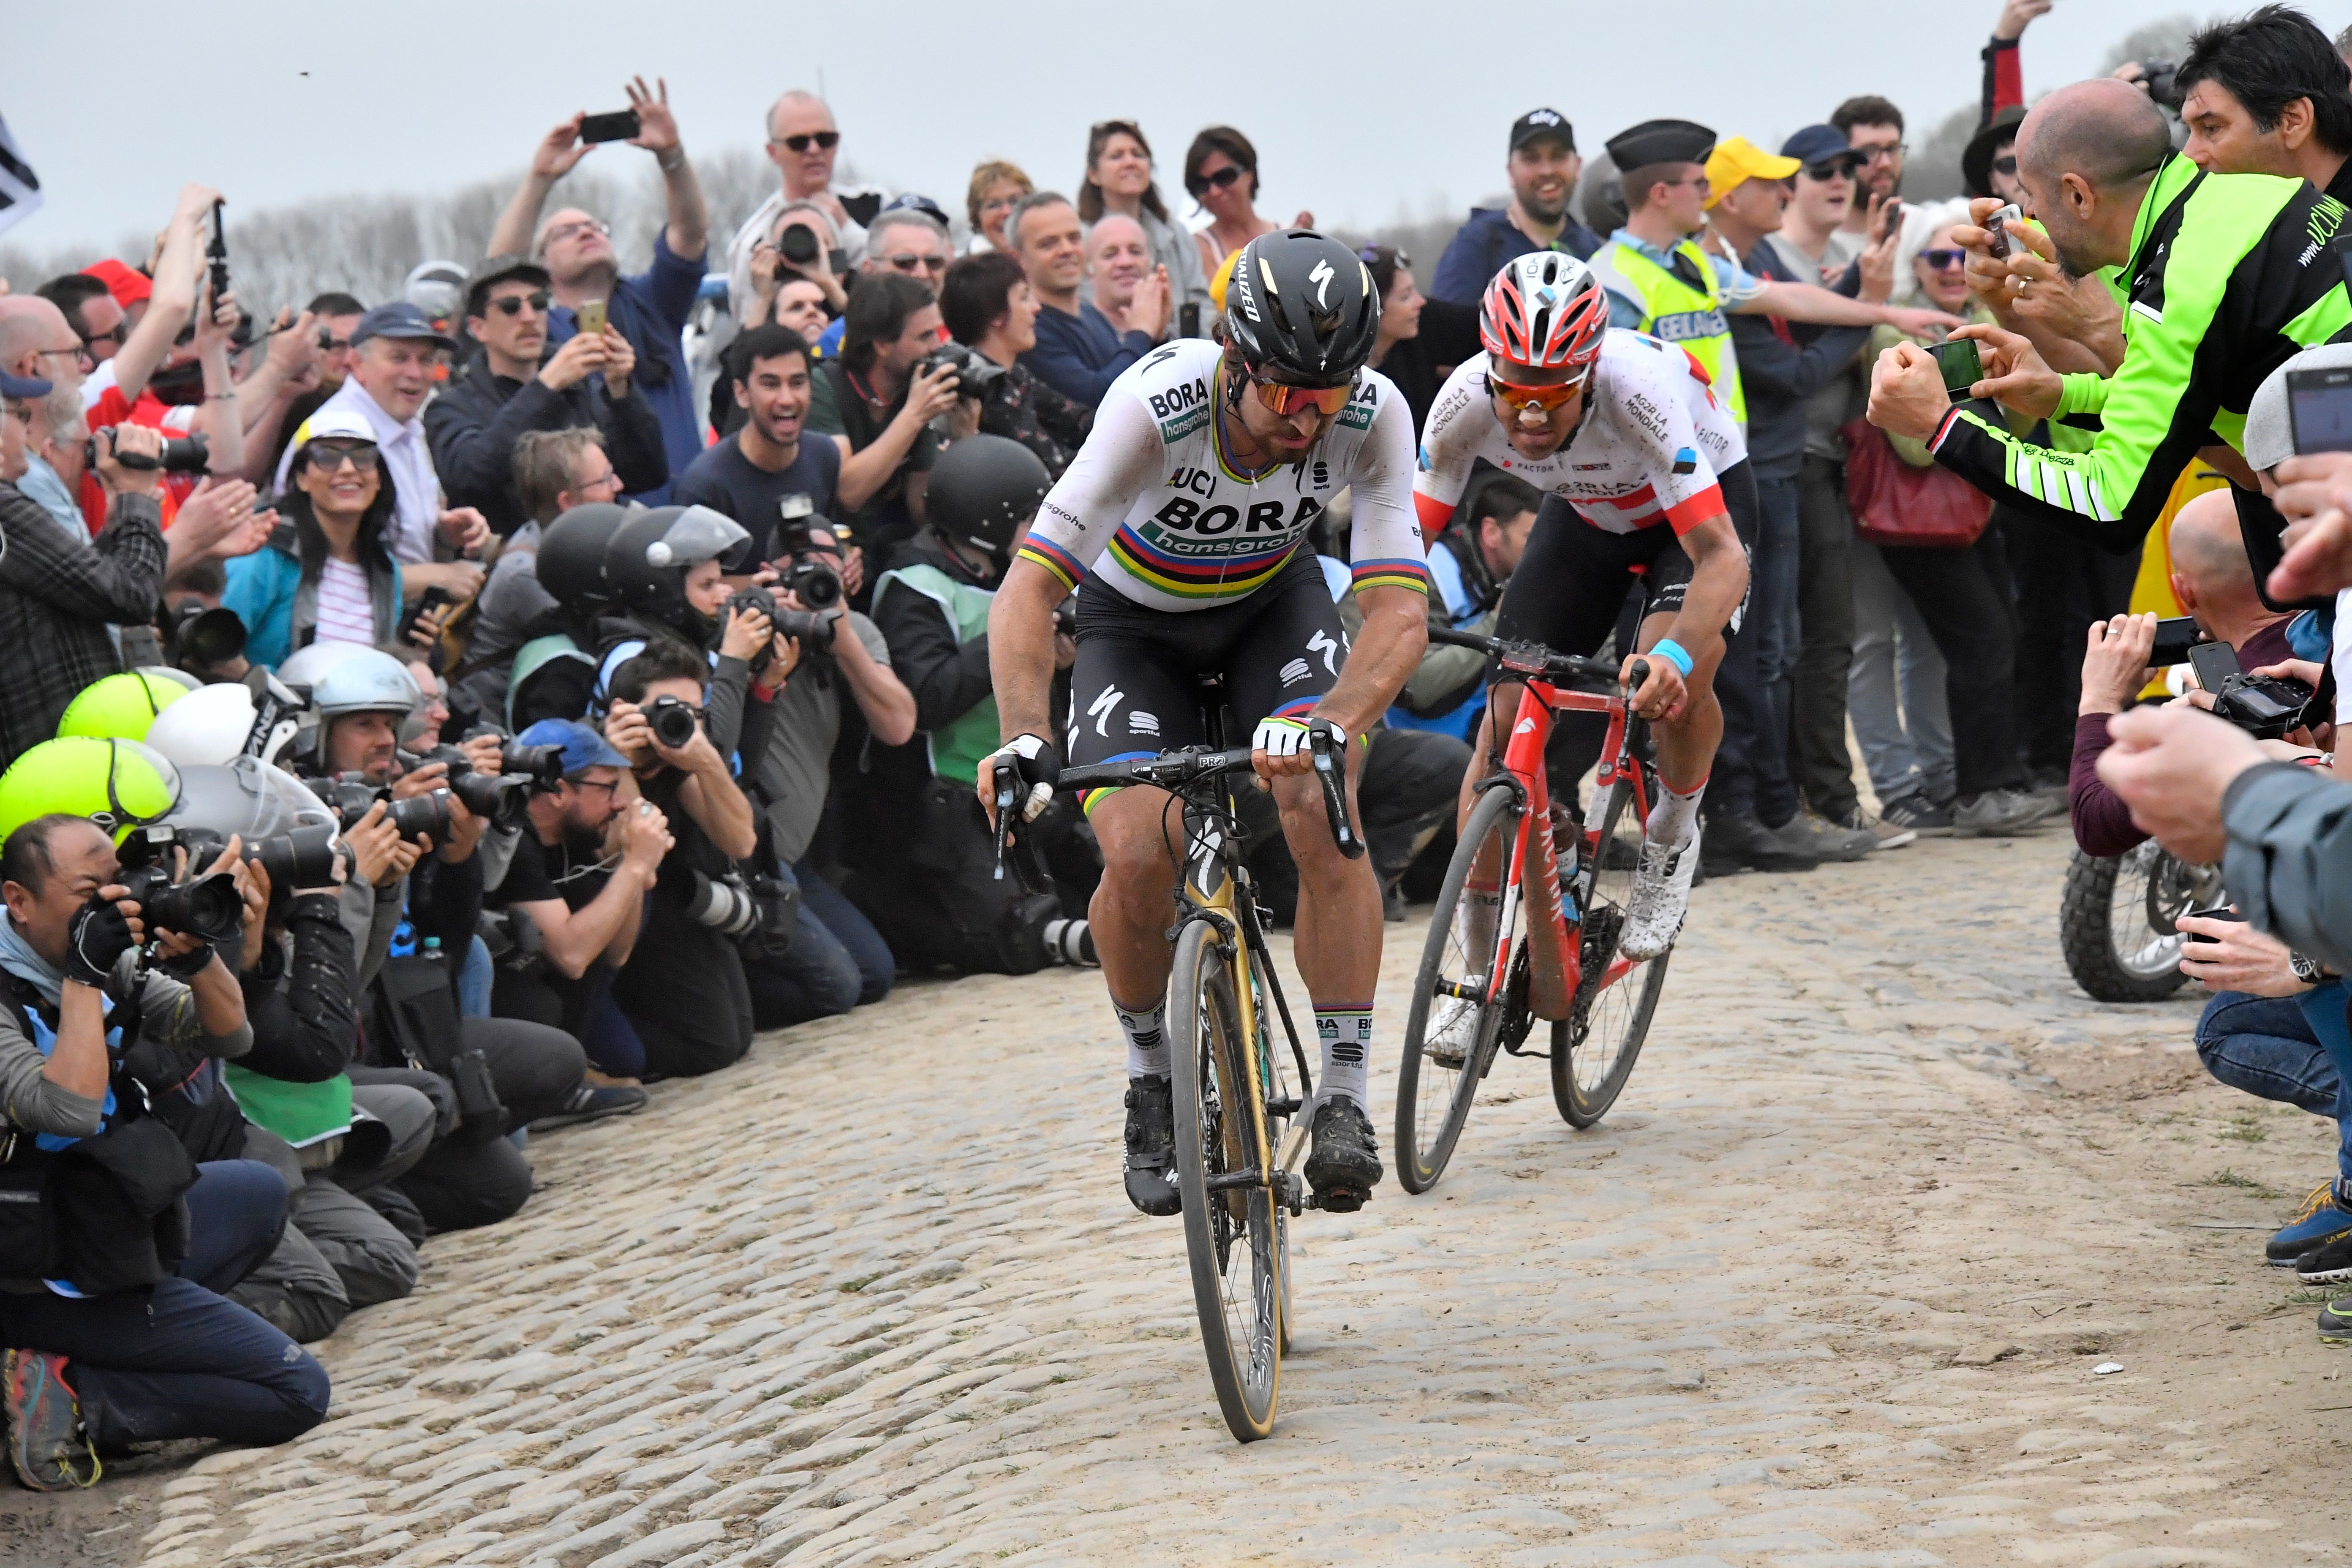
left=0, top=114, right=43, bottom=242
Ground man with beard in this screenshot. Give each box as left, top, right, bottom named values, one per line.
left=1430, top=109, right=1602, bottom=303
left=1832, top=96, right=1908, bottom=247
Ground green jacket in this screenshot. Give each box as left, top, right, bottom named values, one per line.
left=1930, top=155, right=2350, bottom=550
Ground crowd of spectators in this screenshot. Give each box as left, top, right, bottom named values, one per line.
left=11, top=0, right=2352, bottom=1484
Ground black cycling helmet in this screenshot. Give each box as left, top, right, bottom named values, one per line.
left=536, top=502, right=635, bottom=612
left=603, top=504, right=749, bottom=624
left=928, top=436, right=1051, bottom=563
left=1222, top=229, right=1380, bottom=387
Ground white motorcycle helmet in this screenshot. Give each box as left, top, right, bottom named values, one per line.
left=145, top=683, right=272, bottom=769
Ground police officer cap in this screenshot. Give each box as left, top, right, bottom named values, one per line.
left=1603, top=120, right=1717, bottom=172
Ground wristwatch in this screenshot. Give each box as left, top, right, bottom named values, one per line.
left=2291, top=949, right=2327, bottom=987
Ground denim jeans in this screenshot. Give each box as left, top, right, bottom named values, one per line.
left=1848, top=541, right=1955, bottom=807
left=458, top=934, right=493, bottom=1019
left=745, top=861, right=897, bottom=1029
left=0, top=1277, right=329, bottom=1448
left=178, top=1159, right=291, bottom=1296
left=2196, top=985, right=2352, bottom=1181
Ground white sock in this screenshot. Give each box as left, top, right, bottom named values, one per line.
left=1116, top=1001, right=1169, bottom=1079
left=1647, top=775, right=1708, bottom=852
left=1315, top=1006, right=1374, bottom=1109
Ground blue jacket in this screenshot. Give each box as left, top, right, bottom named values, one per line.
left=1428, top=208, right=1600, bottom=305
left=1021, top=301, right=1155, bottom=409
left=1728, top=243, right=1871, bottom=482
left=222, top=531, right=404, bottom=671
left=545, top=231, right=709, bottom=504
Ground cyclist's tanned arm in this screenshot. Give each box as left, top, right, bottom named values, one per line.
left=988, top=554, right=1068, bottom=746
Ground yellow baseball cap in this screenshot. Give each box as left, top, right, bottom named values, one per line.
left=1703, top=136, right=1802, bottom=209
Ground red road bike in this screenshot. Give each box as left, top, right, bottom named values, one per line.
left=1396, top=627, right=1674, bottom=1192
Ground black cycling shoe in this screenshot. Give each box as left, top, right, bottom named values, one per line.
left=1123, top=1075, right=1182, bottom=1217
left=1304, top=1097, right=1383, bottom=1212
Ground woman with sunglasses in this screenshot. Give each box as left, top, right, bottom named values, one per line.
left=1077, top=120, right=1212, bottom=316
left=1416, top=251, right=1755, bottom=960
left=982, top=229, right=1430, bottom=1217
left=223, top=409, right=411, bottom=670
left=1182, top=126, right=1313, bottom=278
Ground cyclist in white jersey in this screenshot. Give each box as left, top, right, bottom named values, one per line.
left=1415, top=252, right=1756, bottom=959
left=983, top=231, right=1430, bottom=1216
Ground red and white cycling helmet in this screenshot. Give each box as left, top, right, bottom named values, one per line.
left=1479, top=252, right=1609, bottom=372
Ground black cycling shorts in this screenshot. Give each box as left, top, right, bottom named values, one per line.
left=1066, top=549, right=1346, bottom=770
left=1492, top=459, right=1759, bottom=659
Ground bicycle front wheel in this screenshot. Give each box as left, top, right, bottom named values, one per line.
left=1397, top=785, right=1523, bottom=1192
left=1168, top=919, right=1284, bottom=1442
left=1554, top=774, right=1671, bottom=1128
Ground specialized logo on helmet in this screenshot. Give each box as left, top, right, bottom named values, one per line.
left=1309, top=257, right=1335, bottom=309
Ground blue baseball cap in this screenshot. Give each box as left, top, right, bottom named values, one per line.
left=0, top=370, right=52, bottom=400
left=517, top=718, right=626, bottom=777
left=350, top=301, right=457, bottom=351
left=1781, top=125, right=1859, bottom=170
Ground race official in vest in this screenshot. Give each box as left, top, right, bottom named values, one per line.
left=1588, top=119, right=1963, bottom=427
left=844, top=436, right=1099, bottom=976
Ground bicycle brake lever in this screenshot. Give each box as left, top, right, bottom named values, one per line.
left=1306, top=727, right=1366, bottom=860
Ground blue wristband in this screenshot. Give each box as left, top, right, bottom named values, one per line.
left=1648, top=639, right=1694, bottom=678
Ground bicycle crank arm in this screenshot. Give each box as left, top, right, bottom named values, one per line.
left=1203, top=1166, right=1265, bottom=1193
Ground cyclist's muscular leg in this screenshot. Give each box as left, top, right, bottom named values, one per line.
left=1272, top=749, right=1383, bottom=1019
left=1085, top=786, right=1190, bottom=1011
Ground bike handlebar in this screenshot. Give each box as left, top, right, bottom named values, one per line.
left=1426, top=624, right=1649, bottom=694
left=993, top=736, right=1365, bottom=860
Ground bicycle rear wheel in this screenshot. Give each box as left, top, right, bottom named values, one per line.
left=1397, top=786, right=1523, bottom=1192
left=1168, top=919, right=1283, bottom=1442
left=1554, top=773, right=1670, bottom=1128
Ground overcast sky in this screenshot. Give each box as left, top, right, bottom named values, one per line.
left=8, top=0, right=2350, bottom=254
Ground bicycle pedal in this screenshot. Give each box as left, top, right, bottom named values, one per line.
left=1309, top=1187, right=1369, bottom=1214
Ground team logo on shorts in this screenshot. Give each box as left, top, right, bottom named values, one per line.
left=1279, top=657, right=1312, bottom=686
left=1129, top=711, right=1160, bottom=736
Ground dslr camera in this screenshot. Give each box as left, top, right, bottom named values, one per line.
left=774, top=494, right=845, bottom=611
left=917, top=340, right=1006, bottom=400
left=721, top=584, right=836, bottom=667
left=2137, top=58, right=2185, bottom=112
left=172, top=823, right=342, bottom=913
left=398, top=746, right=544, bottom=831
left=645, top=694, right=701, bottom=751
left=2188, top=641, right=2317, bottom=741
left=87, top=427, right=211, bottom=475
left=114, top=828, right=248, bottom=946
left=304, top=775, right=454, bottom=843
left=773, top=221, right=849, bottom=281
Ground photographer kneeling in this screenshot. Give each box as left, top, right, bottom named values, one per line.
left=604, top=641, right=769, bottom=1077
left=297, top=648, right=606, bottom=1233
left=0, top=809, right=327, bottom=1488
left=484, top=720, right=673, bottom=1085
left=846, top=436, right=1098, bottom=973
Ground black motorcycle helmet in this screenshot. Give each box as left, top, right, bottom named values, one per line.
left=928, top=436, right=1051, bottom=567
left=603, top=504, right=749, bottom=629
left=1222, top=229, right=1380, bottom=387
left=536, top=502, right=636, bottom=613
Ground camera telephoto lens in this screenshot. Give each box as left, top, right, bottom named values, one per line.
left=778, top=226, right=819, bottom=266
left=784, top=556, right=844, bottom=610
left=383, top=790, right=452, bottom=843
left=648, top=695, right=699, bottom=751
left=124, top=866, right=247, bottom=945
left=771, top=609, right=837, bottom=650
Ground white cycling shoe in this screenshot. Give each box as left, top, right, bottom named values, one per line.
left=1618, top=833, right=1697, bottom=961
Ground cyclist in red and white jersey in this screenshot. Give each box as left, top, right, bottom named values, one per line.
left=1414, top=252, right=1755, bottom=958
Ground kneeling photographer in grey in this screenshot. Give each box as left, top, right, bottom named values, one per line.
left=847, top=436, right=1098, bottom=973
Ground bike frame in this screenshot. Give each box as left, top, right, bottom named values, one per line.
left=1474, top=672, right=1650, bottom=1022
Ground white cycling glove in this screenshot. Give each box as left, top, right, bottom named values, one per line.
left=981, top=733, right=1060, bottom=822
left=1252, top=715, right=1345, bottom=760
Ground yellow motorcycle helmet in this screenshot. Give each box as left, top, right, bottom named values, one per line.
left=56, top=670, right=194, bottom=743
left=0, top=737, right=185, bottom=846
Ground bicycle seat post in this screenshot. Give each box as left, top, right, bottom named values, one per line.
left=1195, top=671, right=1228, bottom=752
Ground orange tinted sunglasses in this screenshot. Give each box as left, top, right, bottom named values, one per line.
left=1486, top=369, right=1588, bottom=414
left=1248, top=374, right=1354, bottom=418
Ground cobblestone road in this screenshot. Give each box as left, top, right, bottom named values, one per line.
left=139, top=831, right=2350, bottom=1567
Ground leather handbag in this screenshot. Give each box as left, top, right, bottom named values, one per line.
left=1840, top=416, right=1992, bottom=549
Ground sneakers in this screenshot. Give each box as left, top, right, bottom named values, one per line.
left=2321, top=1297, right=2352, bottom=1342
left=2299, top=1228, right=2352, bottom=1284
left=1835, top=806, right=1916, bottom=851
left=2025, top=764, right=2071, bottom=807
left=1952, top=789, right=2059, bottom=838
left=1620, top=833, right=1699, bottom=961
left=1701, top=810, right=1819, bottom=874
left=1881, top=794, right=1955, bottom=837
left=528, top=1081, right=649, bottom=1132
left=4, top=1350, right=98, bottom=1492
left=2270, top=1179, right=2352, bottom=1265
left=1304, top=1096, right=1383, bottom=1212
left=1772, top=811, right=1876, bottom=863
left=1123, top=1075, right=1181, bottom=1216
